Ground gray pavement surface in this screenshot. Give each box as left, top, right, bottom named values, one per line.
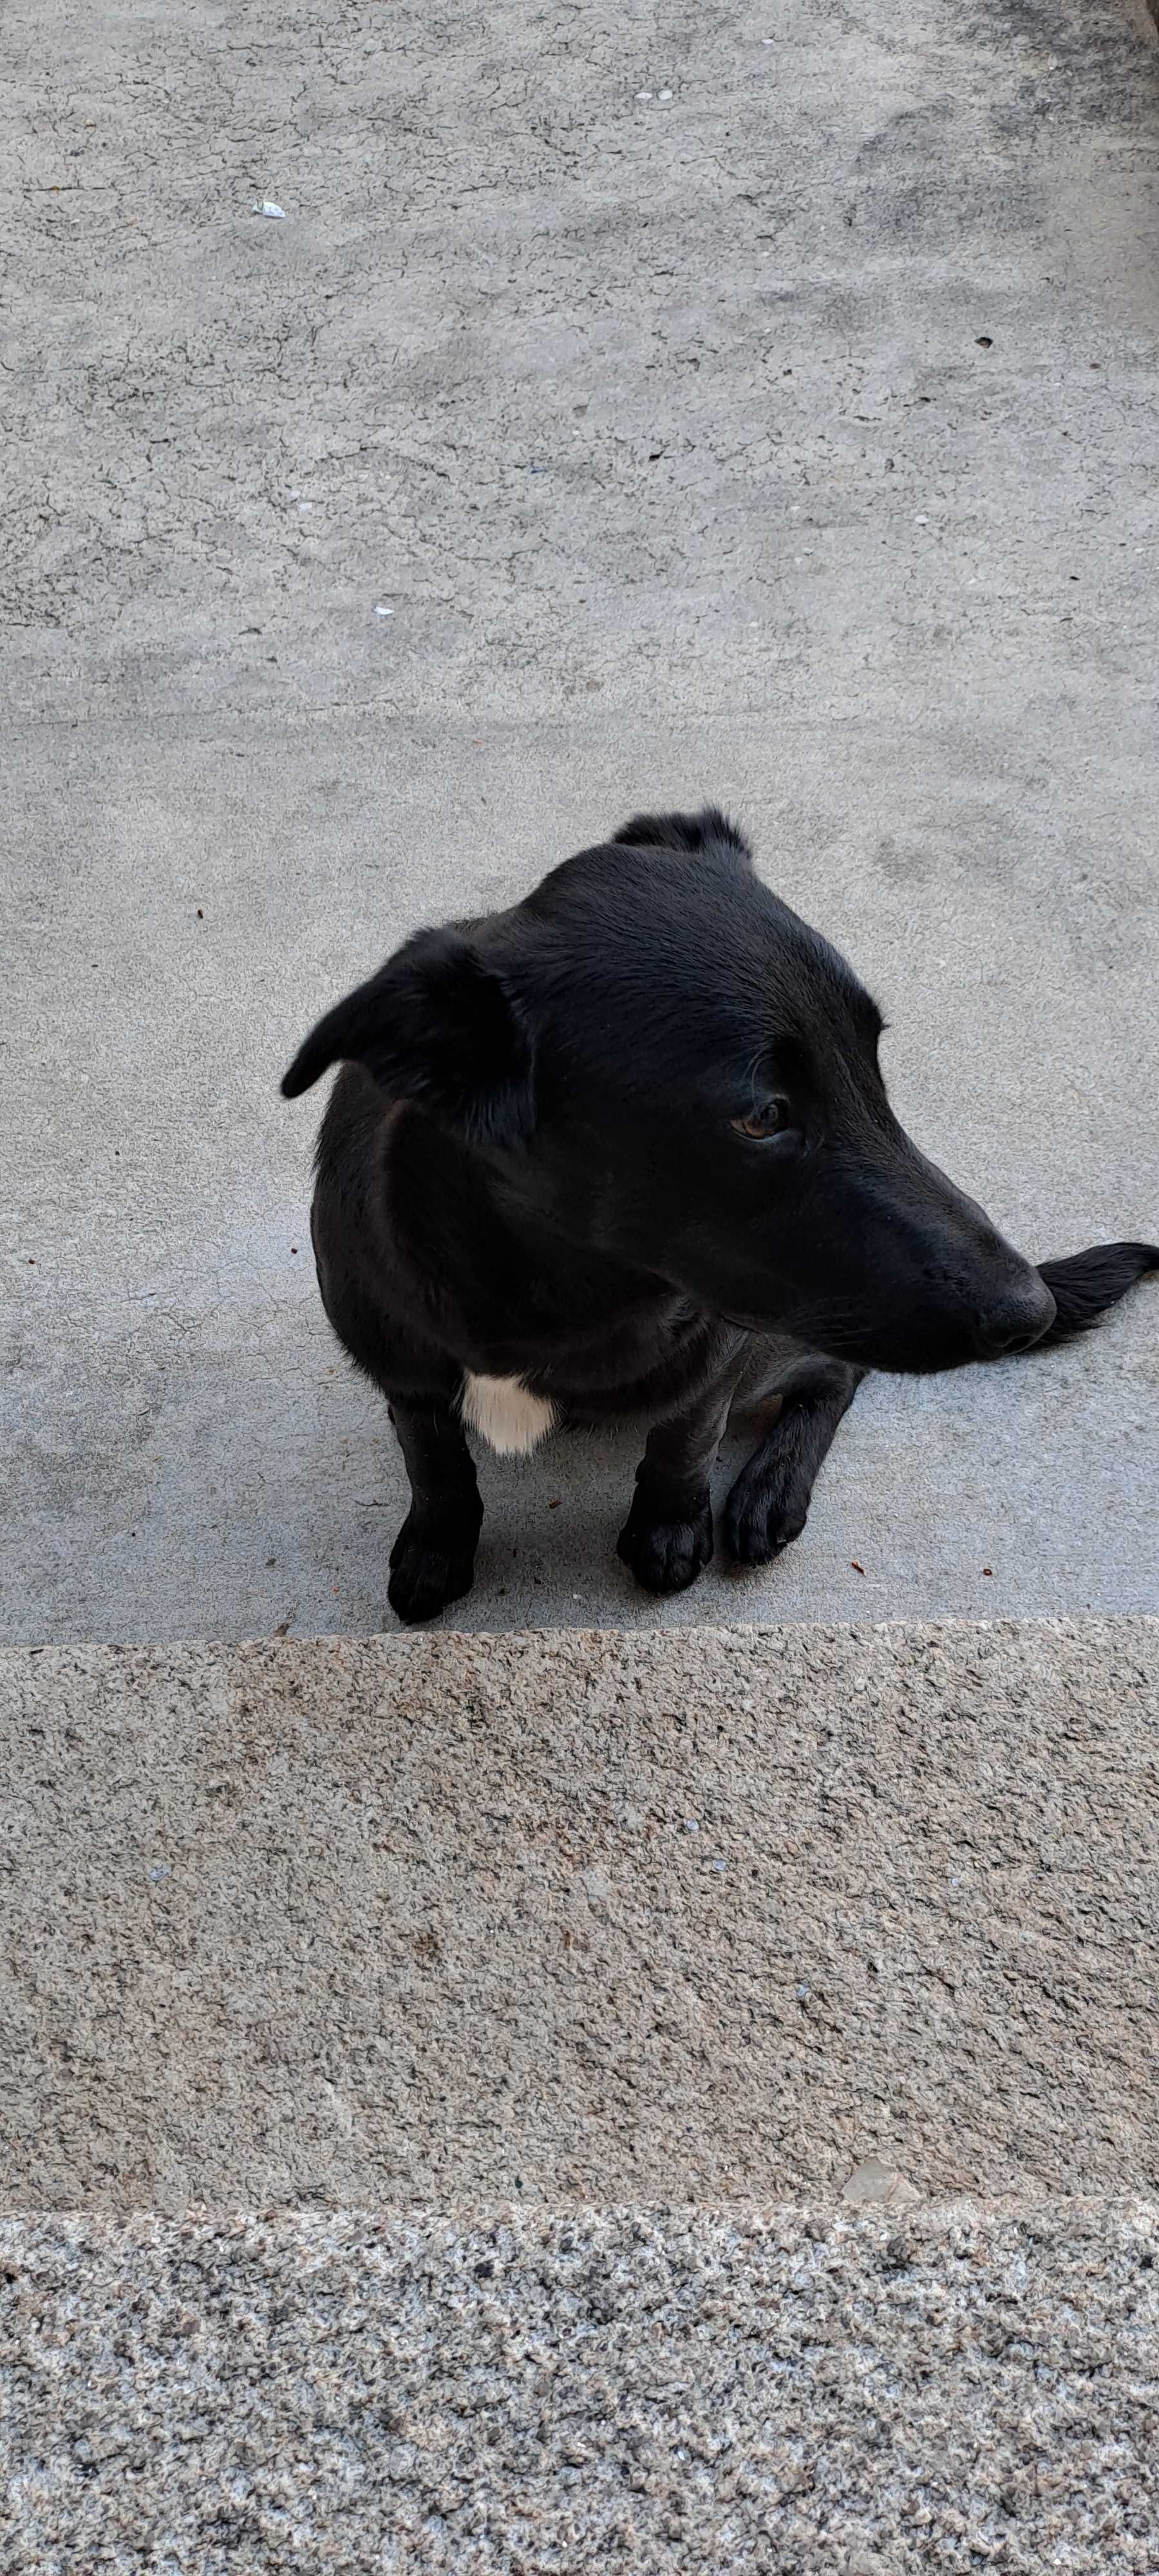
left=4, top=1, right=1159, bottom=1643
left=5, top=1620, right=1156, bottom=2214
left=5, top=2202, right=1158, bottom=2575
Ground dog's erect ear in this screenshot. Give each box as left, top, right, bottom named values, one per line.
left=610, top=804, right=753, bottom=867
left=280, top=927, right=536, bottom=1148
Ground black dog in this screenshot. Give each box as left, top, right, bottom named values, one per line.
left=283, top=808, right=1156, bottom=1623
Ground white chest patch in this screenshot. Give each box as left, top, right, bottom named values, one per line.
left=461, top=1371, right=558, bottom=1457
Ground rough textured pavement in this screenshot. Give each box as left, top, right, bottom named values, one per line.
left=5, top=2203, right=1158, bottom=2575
left=4, top=0, right=1158, bottom=1643
left=5, top=1620, right=1156, bottom=2213
left=5, top=7, right=1159, bottom=2558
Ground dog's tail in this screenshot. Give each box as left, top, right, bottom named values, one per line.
left=1032, top=1240, right=1158, bottom=1347
left=610, top=805, right=753, bottom=866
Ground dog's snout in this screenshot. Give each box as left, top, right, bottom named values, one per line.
left=973, top=1273, right=1057, bottom=1358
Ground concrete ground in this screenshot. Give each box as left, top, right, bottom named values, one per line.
left=5, top=1621, right=1157, bottom=2213
left=6, top=19, right=1158, bottom=2561
left=5, top=1619, right=1158, bottom=2570
left=3, top=0, right=1158, bottom=1643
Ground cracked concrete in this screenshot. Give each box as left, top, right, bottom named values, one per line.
left=3, top=0, right=1158, bottom=1641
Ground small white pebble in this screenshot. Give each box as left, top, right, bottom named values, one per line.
left=658, top=88, right=673, bottom=100
left=374, top=605, right=393, bottom=617
left=254, top=200, right=285, bottom=219
left=741, top=1696, right=755, bottom=1712
left=710, top=1859, right=726, bottom=1872
left=684, top=1819, right=699, bottom=1833
left=636, top=90, right=652, bottom=100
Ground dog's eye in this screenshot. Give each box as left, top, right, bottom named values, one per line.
left=731, top=1101, right=790, bottom=1141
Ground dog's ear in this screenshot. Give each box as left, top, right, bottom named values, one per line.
left=281, top=928, right=536, bottom=1148
left=610, top=804, right=753, bottom=867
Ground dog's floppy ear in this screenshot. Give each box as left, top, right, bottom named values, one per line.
left=281, top=927, right=536, bottom=1148
left=610, top=804, right=753, bottom=867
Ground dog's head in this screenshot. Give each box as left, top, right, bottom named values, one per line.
left=283, top=806, right=1055, bottom=1372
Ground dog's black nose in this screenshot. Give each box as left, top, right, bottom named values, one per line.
left=974, top=1274, right=1057, bottom=1357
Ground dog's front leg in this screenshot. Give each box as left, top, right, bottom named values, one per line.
left=616, top=1388, right=733, bottom=1596
left=386, top=1399, right=484, bottom=1625
left=724, top=1360, right=863, bottom=1566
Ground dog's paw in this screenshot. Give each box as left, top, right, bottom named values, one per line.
left=388, top=1516, right=477, bottom=1625
left=616, top=1486, right=713, bottom=1595
left=723, top=1461, right=809, bottom=1567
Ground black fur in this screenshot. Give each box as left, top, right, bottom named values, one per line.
left=282, top=808, right=1157, bottom=1622
left=611, top=804, right=754, bottom=865
left=1036, top=1244, right=1158, bottom=1343
left=282, top=928, right=536, bottom=1150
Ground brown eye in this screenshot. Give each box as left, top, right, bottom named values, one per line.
left=731, top=1100, right=789, bottom=1141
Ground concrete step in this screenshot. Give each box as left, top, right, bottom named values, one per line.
left=4, top=1620, right=1156, bottom=2213
left=5, top=2200, right=1157, bottom=2571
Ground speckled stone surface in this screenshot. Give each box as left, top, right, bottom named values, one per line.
left=3, top=2203, right=1157, bottom=2573
left=3, top=1620, right=1156, bottom=2211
